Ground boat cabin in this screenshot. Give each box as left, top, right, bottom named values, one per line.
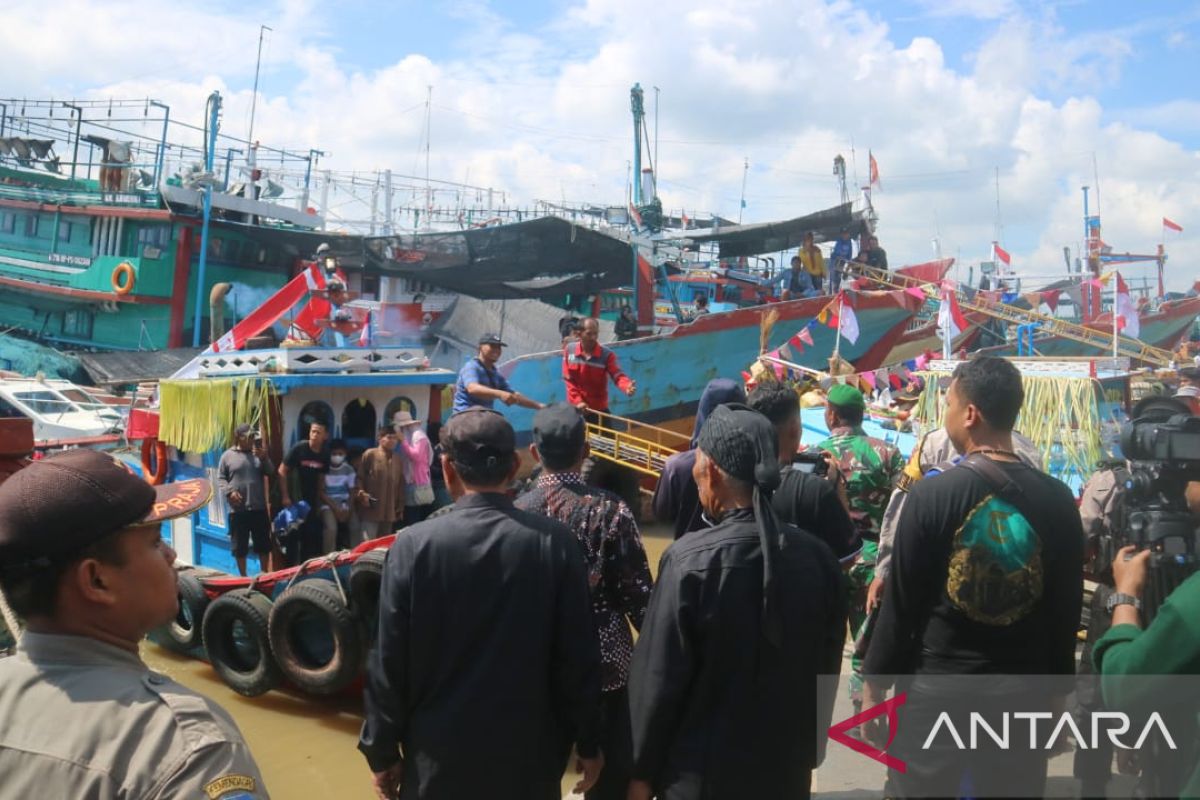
left=0, top=374, right=123, bottom=445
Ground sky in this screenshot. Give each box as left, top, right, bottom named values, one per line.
left=4, top=0, right=1200, bottom=289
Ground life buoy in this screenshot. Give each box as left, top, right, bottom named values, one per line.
left=349, top=549, right=388, bottom=642
left=111, top=261, right=136, bottom=295
left=202, top=590, right=282, bottom=697
left=154, top=572, right=209, bottom=653
left=268, top=578, right=365, bottom=695
left=140, top=438, right=168, bottom=485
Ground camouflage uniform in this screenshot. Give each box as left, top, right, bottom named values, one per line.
left=818, top=424, right=903, bottom=706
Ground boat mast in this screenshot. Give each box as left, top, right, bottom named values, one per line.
left=192, top=91, right=222, bottom=348
left=247, top=25, right=271, bottom=149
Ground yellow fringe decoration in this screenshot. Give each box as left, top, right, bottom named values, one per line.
left=913, top=371, right=1103, bottom=482
left=159, top=378, right=274, bottom=453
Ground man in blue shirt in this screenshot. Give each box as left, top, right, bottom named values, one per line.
left=452, top=333, right=545, bottom=414
left=829, top=228, right=854, bottom=293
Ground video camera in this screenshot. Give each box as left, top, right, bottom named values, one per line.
left=1111, top=399, right=1200, bottom=621
left=791, top=450, right=829, bottom=477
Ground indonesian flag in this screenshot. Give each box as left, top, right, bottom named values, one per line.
left=628, top=203, right=644, bottom=233
left=838, top=301, right=860, bottom=344
left=937, top=282, right=969, bottom=340
left=1115, top=272, right=1141, bottom=339
left=1164, top=217, right=1183, bottom=233
left=681, top=210, right=690, bottom=229
left=358, top=311, right=372, bottom=347
left=993, top=242, right=1012, bottom=266
left=869, top=151, right=880, bottom=188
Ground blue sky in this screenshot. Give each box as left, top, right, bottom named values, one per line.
left=3, top=0, right=1199, bottom=287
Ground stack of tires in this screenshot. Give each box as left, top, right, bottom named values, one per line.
left=154, top=549, right=390, bottom=697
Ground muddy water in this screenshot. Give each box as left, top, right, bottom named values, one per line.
left=142, top=529, right=675, bottom=799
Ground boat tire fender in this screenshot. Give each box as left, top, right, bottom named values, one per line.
left=349, top=548, right=388, bottom=638
left=201, top=590, right=282, bottom=697
left=269, top=578, right=365, bottom=695
left=140, top=438, right=168, bottom=485
left=160, top=572, right=209, bottom=652
left=111, top=261, right=136, bottom=295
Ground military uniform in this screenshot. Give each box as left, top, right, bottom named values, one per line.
left=817, top=424, right=903, bottom=705
left=0, top=632, right=267, bottom=799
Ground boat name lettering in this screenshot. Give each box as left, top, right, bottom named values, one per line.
left=47, top=253, right=92, bottom=267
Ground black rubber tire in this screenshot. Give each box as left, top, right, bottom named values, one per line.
left=201, top=590, right=282, bottom=697
left=268, top=578, right=365, bottom=695
left=159, top=572, right=209, bottom=652
left=350, top=549, right=388, bottom=643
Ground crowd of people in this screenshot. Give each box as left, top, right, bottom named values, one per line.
left=3, top=351, right=1200, bottom=799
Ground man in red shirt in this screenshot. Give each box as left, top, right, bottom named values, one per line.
left=563, top=318, right=636, bottom=413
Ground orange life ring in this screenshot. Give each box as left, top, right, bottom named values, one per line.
left=140, top=438, right=168, bottom=485
left=111, top=261, right=136, bottom=295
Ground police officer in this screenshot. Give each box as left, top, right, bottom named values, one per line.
left=0, top=449, right=269, bottom=799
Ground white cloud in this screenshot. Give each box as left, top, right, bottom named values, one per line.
left=1, top=0, right=1198, bottom=290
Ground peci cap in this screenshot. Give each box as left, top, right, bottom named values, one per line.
left=441, top=408, right=516, bottom=469
left=532, top=404, right=586, bottom=459
left=1174, top=385, right=1200, bottom=399
left=478, top=332, right=506, bottom=347
left=0, top=449, right=211, bottom=573
left=827, top=383, right=866, bottom=410
left=234, top=423, right=254, bottom=438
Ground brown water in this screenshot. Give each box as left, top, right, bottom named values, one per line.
left=141, top=529, right=675, bottom=799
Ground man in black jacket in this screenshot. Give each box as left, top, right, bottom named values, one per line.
left=358, top=408, right=603, bottom=800
left=628, top=404, right=847, bottom=800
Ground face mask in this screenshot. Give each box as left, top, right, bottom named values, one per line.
left=331, top=454, right=346, bottom=466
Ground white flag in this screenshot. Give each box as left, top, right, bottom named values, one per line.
left=839, top=303, right=859, bottom=345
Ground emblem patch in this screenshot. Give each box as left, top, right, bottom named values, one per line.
left=204, top=774, right=256, bottom=799
left=946, top=494, right=1043, bottom=625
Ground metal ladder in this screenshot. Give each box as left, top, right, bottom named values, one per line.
left=584, top=410, right=691, bottom=478
left=850, top=264, right=1175, bottom=367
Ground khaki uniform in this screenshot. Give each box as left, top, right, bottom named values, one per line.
left=0, top=632, right=267, bottom=799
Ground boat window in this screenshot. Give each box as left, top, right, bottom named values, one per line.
left=13, top=391, right=71, bottom=415
left=341, top=399, right=376, bottom=452
left=62, top=309, right=94, bottom=338
left=0, top=212, right=14, bottom=235
left=724, top=285, right=742, bottom=303
left=0, top=398, right=26, bottom=419
left=296, top=401, right=334, bottom=442
left=57, top=220, right=75, bottom=244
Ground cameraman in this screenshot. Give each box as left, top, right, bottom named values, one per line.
left=1093, top=546, right=1200, bottom=798
left=747, top=382, right=860, bottom=562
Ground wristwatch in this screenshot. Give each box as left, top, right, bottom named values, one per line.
left=1105, top=592, right=1142, bottom=614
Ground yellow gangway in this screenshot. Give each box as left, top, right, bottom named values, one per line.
left=584, top=410, right=691, bottom=478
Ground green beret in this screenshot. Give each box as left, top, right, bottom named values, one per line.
left=827, top=382, right=866, bottom=409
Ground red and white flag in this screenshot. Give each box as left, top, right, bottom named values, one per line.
left=681, top=210, right=690, bottom=229
left=1115, top=272, right=1141, bottom=339
left=358, top=311, right=372, bottom=347
left=868, top=151, right=880, bottom=189
left=838, top=302, right=860, bottom=345
left=993, top=242, right=1011, bottom=266
left=1164, top=217, right=1184, bottom=233
left=628, top=203, right=644, bottom=232
left=211, top=264, right=327, bottom=353
left=937, top=282, right=969, bottom=341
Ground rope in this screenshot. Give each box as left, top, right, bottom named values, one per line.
left=0, top=586, right=22, bottom=647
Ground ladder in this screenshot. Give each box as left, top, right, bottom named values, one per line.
left=851, top=264, right=1175, bottom=367
left=584, top=410, right=691, bottom=478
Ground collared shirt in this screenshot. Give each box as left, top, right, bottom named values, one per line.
left=628, top=509, right=847, bottom=797
left=452, top=358, right=511, bottom=414
left=830, top=238, right=854, bottom=269
left=217, top=447, right=274, bottom=512
left=818, top=425, right=904, bottom=544
left=0, top=632, right=267, bottom=799
left=359, top=492, right=601, bottom=800
left=516, top=472, right=653, bottom=692
left=562, top=341, right=632, bottom=411
left=357, top=447, right=405, bottom=523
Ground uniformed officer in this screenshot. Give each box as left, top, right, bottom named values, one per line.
left=0, top=449, right=269, bottom=799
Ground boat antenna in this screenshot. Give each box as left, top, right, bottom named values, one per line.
left=424, top=85, right=433, bottom=217
left=738, top=157, right=749, bottom=224
left=1092, top=151, right=1101, bottom=218
left=653, top=86, right=660, bottom=188
left=247, top=24, right=272, bottom=147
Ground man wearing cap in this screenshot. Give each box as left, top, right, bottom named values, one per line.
left=563, top=318, right=636, bottom=415
left=218, top=423, right=275, bottom=576
left=516, top=404, right=653, bottom=800
left=452, top=333, right=544, bottom=415
left=0, top=450, right=268, bottom=798
left=628, top=404, right=846, bottom=800
left=817, top=382, right=903, bottom=712
left=359, top=408, right=603, bottom=800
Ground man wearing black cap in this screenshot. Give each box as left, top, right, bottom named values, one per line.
left=218, top=422, right=275, bottom=576
left=451, top=333, right=544, bottom=415
left=359, top=407, right=603, bottom=800
left=628, top=404, right=847, bottom=800
left=0, top=450, right=268, bottom=798
left=516, top=404, right=653, bottom=800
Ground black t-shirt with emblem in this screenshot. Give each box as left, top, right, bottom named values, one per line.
left=285, top=442, right=329, bottom=506
left=864, top=459, right=1083, bottom=678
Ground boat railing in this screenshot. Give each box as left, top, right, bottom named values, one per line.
left=584, top=410, right=691, bottom=478
left=193, top=345, right=432, bottom=377
left=0, top=180, right=158, bottom=209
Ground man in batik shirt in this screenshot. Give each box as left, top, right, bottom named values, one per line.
left=516, top=404, right=653, bottom=800
left=817, top=383, right=903, bottom=711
